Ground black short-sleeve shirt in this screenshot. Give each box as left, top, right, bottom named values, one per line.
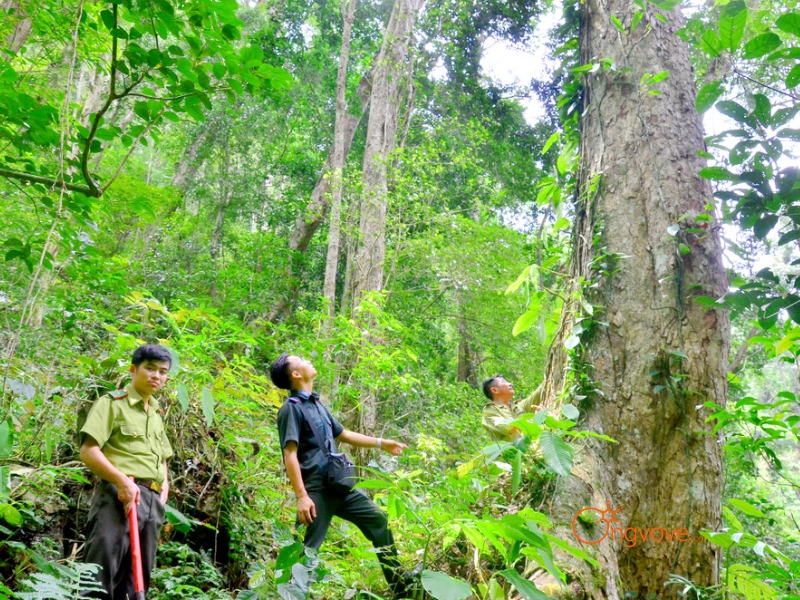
left=277, top=390, right=345, bottom=492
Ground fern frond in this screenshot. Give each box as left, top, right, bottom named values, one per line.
left=727, top=564, right=778, bottom=600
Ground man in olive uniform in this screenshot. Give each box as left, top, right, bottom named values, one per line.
left=80, top=344, right=173, bottom=599
left=481, top=375, right=542, bottom=442
left=270, top=352, right=416, bottom=598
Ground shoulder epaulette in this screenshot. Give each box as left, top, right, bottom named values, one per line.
left=110, top=389, right=128, bottom=400
left=288, top=396, right=299, bottom=404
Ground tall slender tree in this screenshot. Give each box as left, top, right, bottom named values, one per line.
left=323, top=0, right=358, bottom=316
left=350, top=0, right=423, bottom=305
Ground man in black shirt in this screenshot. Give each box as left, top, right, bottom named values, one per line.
left=271, top=353, right=414, bottom=597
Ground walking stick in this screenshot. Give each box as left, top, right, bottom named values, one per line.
left=127, top=477, right=146, bottom=600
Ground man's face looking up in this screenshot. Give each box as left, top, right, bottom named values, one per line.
left=490, top=376, right=515, bottom=404
left=288, top=355, right=317, bottom=385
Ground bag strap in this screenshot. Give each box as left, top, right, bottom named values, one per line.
left=293, top=397, right=334, bottom=454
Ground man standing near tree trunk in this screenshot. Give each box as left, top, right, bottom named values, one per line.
left=270, top=352, right=416, bottom=598
left=79, top=344, right=173, bottom=599
left=481, top=375, right=543, bottom=442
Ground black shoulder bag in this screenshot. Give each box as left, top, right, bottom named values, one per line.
left=294, top=398, right=357, bottom=493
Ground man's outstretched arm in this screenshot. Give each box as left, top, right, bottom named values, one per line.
left=336, top=430, right=408, bottom=455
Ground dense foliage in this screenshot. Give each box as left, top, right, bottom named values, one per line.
left=1, top=0, right=799, bottom=597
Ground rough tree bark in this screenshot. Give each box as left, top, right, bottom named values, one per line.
left=322, top=0, right=358, bottom=317
left=537, top=1, right=730, bottom=598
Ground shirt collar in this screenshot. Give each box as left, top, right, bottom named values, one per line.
left=124, top=383, right=160, bottom=410
left=295, top=389, right=319, bottom=402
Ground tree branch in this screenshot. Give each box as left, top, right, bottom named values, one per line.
left=0, top=167, right=100, bottom=197
left=733, top=67, right=800, bottom=102
left=728, top=325, right=760, bottom=373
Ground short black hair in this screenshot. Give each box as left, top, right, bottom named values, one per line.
left=482, top=375, right=503, bottom=400
left=132, top=344, right=172, bottom=367
left=270, top=352, right=292, bottom=390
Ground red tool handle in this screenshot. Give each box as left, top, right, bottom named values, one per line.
left=127, top=477, right=146, bottom=599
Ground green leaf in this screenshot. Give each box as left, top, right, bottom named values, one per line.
left=699, top=166, right=738, bottom=181
left=201, top=388, right=215, bottom=428
left=421, top=571, right=472, bottom=600
left=539, top=431, right=574, bottom=477
left=553, top=217, right=570, bottom=232
left=772, top=106, right=800, bottom=127
left=700, top=29, right=723, bottom=57
left=695, top=80, right=724, bottom=114
left=506, top=265, right=531, bottom=295
left=741, top=32, right=782, bottom=59
left=786, top=64, right=800, bottom=89
left=177, top=381, right=189, bottom=411
left=166, top=347, right=180, bottom=374
left=719, top=0, right=747, bottom=52
left=0, top=421, right=12, bottom=458
left=562, top=404, right=579, bottom=420
left=776, top=12, right=800, bottom=38
left=678, top=243, right=691, bottom=256
left=0, top=503, right=22, bottom=526
left=100, top=9, right=115, bottom=30
left=0, top=466, right=9, bottom=498
left=542, top=132, right=559, bottom=155
left=754, top=215, right=778, bottom=239
left=498, top=569, right=551, bottom=600
left=513, top=306, right=542, bottom=337
left=716, top=100, right=749, bottom=124
left=728, top=499, right=766, bottom=518
left=777, top=128, right=800, bottom=141
left=275, top=542, right=304, bottom=584
left=631, top=11, right=643, bottom=32
left=354, top=479, right=390, bottom=489
left=164, top=504, right=193, bottom=533
left=767, top=47, right=800, bottom=60
left=611, top=15, right=624, bottom=32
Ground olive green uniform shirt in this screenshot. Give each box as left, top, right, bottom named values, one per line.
left=482, top=384, right=543, bottom=442
left=80, top=383, right=173, bottom=484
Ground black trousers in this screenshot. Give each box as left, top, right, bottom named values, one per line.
left=303, top=488, right=407, bottom=591
left=82, top=480, right=165, bottom=600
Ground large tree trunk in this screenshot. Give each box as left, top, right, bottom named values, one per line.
left=349, top=0, right=421, bottom=306
left=539, top=2, right=730, bottom=598
left=322, top=0, right=358, bottom=317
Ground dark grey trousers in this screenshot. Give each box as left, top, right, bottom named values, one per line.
left=82, top=480, right=165, bottom=599
left=303, top=488, right=409, bottom=593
